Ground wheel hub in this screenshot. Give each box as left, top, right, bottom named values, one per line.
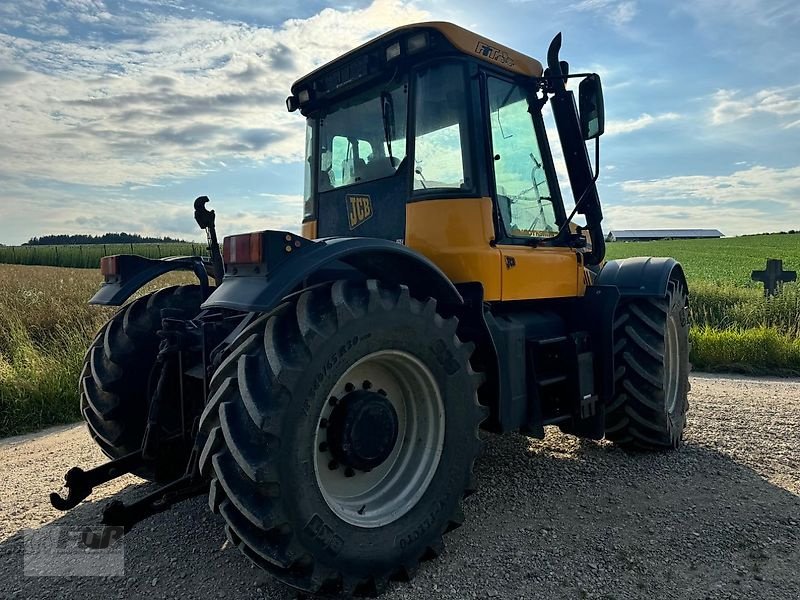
left=326, top=389, right=399, bottom=471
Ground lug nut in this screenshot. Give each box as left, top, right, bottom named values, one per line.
left=362, top=380, right=372, bottom=390
left=319, top=418, right=328, bottom=429
left=319, top=441, right=328, bottom=452
left=344, top=382, right=355, bottom=393
left=328, top=460, right=339, bottom=471
left=377, top=388, right=387, bottom=397
left=344, top=468, right=355, bottom=478
left=328, top=396, right=338, bottom=407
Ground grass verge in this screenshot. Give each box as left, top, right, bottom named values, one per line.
left=0, top=265, right=191, bottom=437
left=690, top=326, right=800, bottom=376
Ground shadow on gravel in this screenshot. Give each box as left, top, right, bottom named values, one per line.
left=1, top=432, right=798, bottom=600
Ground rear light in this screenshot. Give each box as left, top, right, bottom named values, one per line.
left=223, top=232, right=263, bottom=265
left=100, top=255, right=119, bottom=277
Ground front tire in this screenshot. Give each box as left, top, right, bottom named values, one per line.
left=605, top=277, right=690, bottom=449
left=199, top=280, right=485, bottom=594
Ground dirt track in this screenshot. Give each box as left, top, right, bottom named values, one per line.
left=1, top=373, right=798, bottom=599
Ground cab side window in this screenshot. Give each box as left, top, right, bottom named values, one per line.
left=413, top=63, right=472, bottom=192
left=488, top=77, right=558, bottom=238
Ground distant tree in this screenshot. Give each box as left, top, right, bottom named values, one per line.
left=23, top=233, right=191, bottom=246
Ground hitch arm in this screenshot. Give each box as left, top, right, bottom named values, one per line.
left=101, top=474, right=208, bottom=531
left=50, top=449, right=144, bottom=511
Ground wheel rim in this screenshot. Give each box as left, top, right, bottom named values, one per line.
left=665, top=313, right=681, bottom=414
left=313, top=350, right=445, bottom=528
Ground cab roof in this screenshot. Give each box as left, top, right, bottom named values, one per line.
left=291, top=21, right=544, bottom=94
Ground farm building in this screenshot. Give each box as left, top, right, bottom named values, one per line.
left=606, top=229, right=724, bottom=242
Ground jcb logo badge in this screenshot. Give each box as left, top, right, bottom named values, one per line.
left=347, top=194, right=373, bottom=229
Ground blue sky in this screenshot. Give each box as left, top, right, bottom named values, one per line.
left=0, top=0, right=798, bottom=244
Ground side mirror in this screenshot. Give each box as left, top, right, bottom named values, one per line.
left=579, top=74, right=605, bottom=140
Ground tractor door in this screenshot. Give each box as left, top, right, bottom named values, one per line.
left=485, top=75, right=585, bottom=300
left=314, top=77, right=410, bottom=240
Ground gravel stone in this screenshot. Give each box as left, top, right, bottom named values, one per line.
left=0, top=373, right=798, bottom=599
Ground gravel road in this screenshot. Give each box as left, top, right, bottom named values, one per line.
left=1, top=373, right=798, bottom=599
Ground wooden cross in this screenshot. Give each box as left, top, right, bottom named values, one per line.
left=751, top=259, right=797, bottom=296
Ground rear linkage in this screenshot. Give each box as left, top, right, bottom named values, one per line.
left=49, top=197, right=232, bottom=530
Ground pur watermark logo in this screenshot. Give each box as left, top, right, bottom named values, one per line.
left=24, top=526, right=125, bottom=577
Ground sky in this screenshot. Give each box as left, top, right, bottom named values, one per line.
left=0, top=0, right=798, bottom=244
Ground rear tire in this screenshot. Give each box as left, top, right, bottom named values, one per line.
left=605, top=277, right=690, bottom=449
left=80, top=285, right=203, bottom=481
left=199, top=280, right=485, bottom=595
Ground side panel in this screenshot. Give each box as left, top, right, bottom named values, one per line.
left=405, top=197, right=503, bottom=301
left=317, top=167, right=409, bottom=241
left=497, top=245, right=585, bottom=301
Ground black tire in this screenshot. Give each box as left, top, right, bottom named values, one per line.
left=605, top=277, right=690, bottom=449
left=198, top=280, right=485, bottom=595
left=80, top=285, right=203, bottom=481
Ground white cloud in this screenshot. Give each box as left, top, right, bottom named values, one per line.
left=605, top=112, right=680, bottom=136
left=678, top=0, right=800, bottom=29
left=619, top=164, right=800, bottom=206
left=0, top=176, right=303, bottom=242
left=0, top=0, right=429, bottom=187
left=602, top=202, right=769, bottom=236
left=711, top=87, right=800, bottom=127
left=573, top=0, right=638, bottom=27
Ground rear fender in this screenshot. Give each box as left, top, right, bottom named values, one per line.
left=201, top=236, right=463, bottom=313
left=90, top=255, right=210, bottom=306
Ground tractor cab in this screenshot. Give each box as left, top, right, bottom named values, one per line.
left=288, top=22, right=607, bottom=301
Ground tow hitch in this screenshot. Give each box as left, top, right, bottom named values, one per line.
left=50, top=310, right=218, bottom=530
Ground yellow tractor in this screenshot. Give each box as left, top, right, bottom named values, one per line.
left=52, top=22, right=689, bottom=596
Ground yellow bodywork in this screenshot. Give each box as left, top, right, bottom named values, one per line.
left=405, top=199, right=585, bottom=301
left=302, top=199, right=585, bottom=302
left=292, top=21, right=543, bottom=92
left=301, top=220, right=317, bottom=240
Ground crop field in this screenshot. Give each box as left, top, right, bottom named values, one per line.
left=0, top=243, right=206, bottom=269
left=0, top=265, right=194, bottom=437
left=604, top=233, right=800, bottom=287
left=1, top=234, right=799, bottom=437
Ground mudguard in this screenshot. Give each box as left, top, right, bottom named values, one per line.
left=90, top=255, right=210, bottom=306
left=201, top=236, right=463, bottom=313
left=595, top=257, right=687, bottom=297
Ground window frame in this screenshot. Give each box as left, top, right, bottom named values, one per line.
left=483, top=72, right=568, bottom=246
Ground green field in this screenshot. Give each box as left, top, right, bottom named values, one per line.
left=605, top=233, right=800, bottom=287
left=1, top=234, right=799, bottom=437
left=606, top=234, right=800, bottom=375
left=0, top=242, right=206, bottom=269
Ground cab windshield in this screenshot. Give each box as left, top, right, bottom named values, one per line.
left=311, top=76, right=408, bottom=194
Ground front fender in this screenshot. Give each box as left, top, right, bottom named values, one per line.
left=595, top=257, right=687, bottom=297
left=201, top=237, right=462, bottom=313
